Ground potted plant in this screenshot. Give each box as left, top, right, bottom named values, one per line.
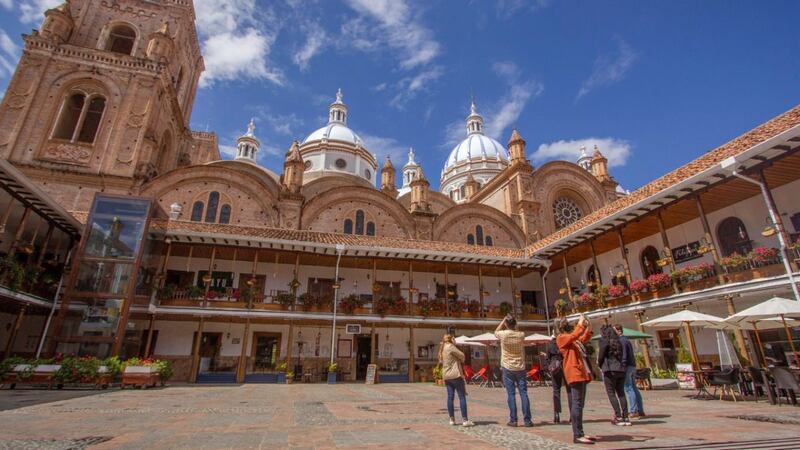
left=286, top=370, right=295, bottom=384
left=275, top=292, right=295, bottom=309
left=432, top=364, right=444, bottom=386
left=647, top=273, right=671, bottom=291
left=594, top=284, right=609, bottom=307
left=275, top=361, right=287, bottom=383
left=288, top=278, right=301, bottom=293
left=467, top=299, right=481, bottom=316
left=629, top=279, right=649, bottom=295
left=186, top=285, right=204, bottom=299
left=327, top=362, right=338, bottom=384
left=298, top=292, right=318, bottom=311
left=157, top=283, right=177, bottom=300
left=720, top=252, right=748, bottom=273
left=607, top=284, right=626, bottom=299
left=499, top=301, right=513, bottom=316
left=339, top=294, right=364, bottom=314
left=121, top=357, right=160, bottom=388
left=578, top=293, right=595, bottom=309
left=554, top=298, right=568, bottom=317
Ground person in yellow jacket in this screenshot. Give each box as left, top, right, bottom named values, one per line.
left=438, top=334, right=474, bottom=427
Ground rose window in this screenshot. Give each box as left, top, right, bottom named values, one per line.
left=553, top=197, right=582, bottom=229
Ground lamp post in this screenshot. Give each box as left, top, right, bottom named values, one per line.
left=721, top=157, right=800, bottom=302
left=330, top=244, right=346, bottom=366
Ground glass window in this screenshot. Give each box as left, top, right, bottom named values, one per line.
left=485, top=236, right=493, bottom=246
left=717, top=216, right=752, bottom=257
left=640, top=246, right=662, bottom=278
left=85, top=197, right=151, bottom=259
left=335, top=158, right=347, bottom=169
left=343, top=219, right=353, bottom=234
left=74, top=260, right=133, bottom=295
left=355, top=210, right=364, bottom=235
left=106, top=25, right=136, bottom=55
left=476, top=225, right=484, bottom=246
left=467, top=234, right=475, bottom=245
left=53, top=93, right=85, bottom=140
left=190, top=201, right=203, bottom=222
left=553, top=197, right=583, bottom=229
left=205, top=191, right=219, bottom=223
left=219, top=204, right=231, bottom=224
left=77, top=96, right=105, bottom=143
left=366, top=222, right=375, bottom=236
left=71, top=297, right=125, bottom=339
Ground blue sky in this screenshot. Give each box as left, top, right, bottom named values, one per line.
left=1, top=0, right=799, bottom=191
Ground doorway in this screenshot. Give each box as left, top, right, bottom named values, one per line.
left=658, top=329, right=682, bottom=369
left=250, top=332, right=281, bottom=372
left=196, top=332, right=222, bottom=373
left=355, top=335, right=372, bottom=380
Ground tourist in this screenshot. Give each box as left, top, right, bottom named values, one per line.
left=598, top=325, right=630, bottom=426
left=615, top=324, right=645, bottom=419
left=495, top=315, right=533, bottom=427
left=543, top=334, right=571, bottom=423
left=438, top=334, right=474, bottom=427
left=557, top=314, right=595, bottom=445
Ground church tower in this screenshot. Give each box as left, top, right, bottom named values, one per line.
left=0, top=0, right=208, bottom=210
left=235, top=119, right=260, bottom=163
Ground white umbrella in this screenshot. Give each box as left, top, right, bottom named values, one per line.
left=465, top=332, right=499, bottom=346
left=524, top=333, right=552, bottom=345
left=641, top=310, right=730, bottom=370
left=455, top=335, right=485, bottom=347
left=726, top=297, right=800, bottom=367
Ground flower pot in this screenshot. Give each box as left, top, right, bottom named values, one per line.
left=286, top=377, right=294, bottom=384
left=327, top=372, right=337, bottom=384
left=122, top=366, right=158, bottom=388
left=277, top=372, right=286, bottom=384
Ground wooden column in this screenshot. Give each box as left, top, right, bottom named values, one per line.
left=371, top=258, right=377, bottom=314
left=408, top=326, right=415, bottom=382
left=157, top=241, right=172, bottom=293
left=9, top=207, right=31, bottom=254
left=694, top=196, right=725, bottom=283
left=203, top=247, right=216, bottom=306
left=236, top=317, right=251, bottom=383
left=285, top=321, right=294, bottom=364
left=370, top=324, right=377, bottom=364
left=0, top=198, right=15, bottom=233
left=249, top=250, right=259, bottom=308
left=724, top=296, right=751, bottom=365
left=684, top=321, right=701, bottom=371
left=509, top=267, right=518, bottom=316
left=562, top=254, right=573, bottom=304
left=589, top=239, right=603, bottom=284
left=634, top=311, right=653, bottom=368
left=759, top=169, right=798, bottom=271
left=292, top=253, right=300, bottom=311
left=478, top=265, right=485, bottom=317
left=656, top=211, right=680, bottom=294
left=408, top=261, right=414, bottom=314
left=189, top=317, right=205, bottom=383
left=444, top=262, right=450, bottom=316
left=617, top=228, right=636, bottom=300
left=3, top=305, right=26, bottom=357
left=143, top=313, right=156, bottom=358
left=35, top=223, right=54, bottom=268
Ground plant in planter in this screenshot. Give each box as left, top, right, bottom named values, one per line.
left=629, top=279, right=649, bottom=295
left=288, top=278, right=301, bottom=293
left=0, top=356, right=26, bottom=381
left=157, top=283, right=177, bottom=300
left=55, top=355, right=101, bottom=385
left=153, top=359, right=174, bottom=385
left=286, top=370, right=295, bottom=384
left=275, top=361, right=288, bottom=383
left=499, top=301, right=513, bottom=316
left=749, top=246, right=779, bottom=265
left=594, top=284, right=609, bottom=307
left=607, top=284, right=626, bottom=299
left=467, top=299, right=481, bottom=315
left=521, top=303, right=537, bottom=316
left=373, top=296, right=393, bottom=317
left=186, top=285, right=204, bottom=299
left=578, top=293, right=595, bottom=308
left=275, top=292, right=295, bottom=308
left=298, top=292, right=318, bottom=311
left=554, top=298, right=569, bottom=317
left=720, top=252, right=748, bottom=272
left=647, top=273, right=671, bottom=291
left=447, top=298, right=465, bottom=316
left=339, top=294, right=364, bottom=314
left=390, top=296, right=408, bottom=315
left=676, top=347, right=693, bottom=364
left=432, top=364, right=444, bottom=385
left=240, top=286, right=255, bottom=305
left=327, top=362, right=338, bottom=384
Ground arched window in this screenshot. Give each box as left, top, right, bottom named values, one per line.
left=175, top=67, right=184, bottom=93
left=106, top=24, right=136, bottom=55
left=717, top=216, right=752, bottom=257
left=190, top=201, right=203, bottom=222
left=344, top=219, right=353, bottom=234
left=156, top=131, right=173, bottom=174
left=355, top=210, right=365, bottom=235
left=459, top=185, right=466, bottom=199
left=219, top=204, right=231, bottom=224
left=366, top=222, right=375, bottom=236
left=467, top=234, right=475, bottom=245
left=205, top=191, right=219, bottom=223
left=476, top=225, right=484, bottom=246
left=485, top=236, right=493, bottom=246
left=640, top=246, right=662, bottom=278
left=553, top=197, right=582, bottom=229
left=52, top=93, right=106, bottom=143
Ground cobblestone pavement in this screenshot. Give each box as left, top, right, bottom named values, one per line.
left=0, top=382, right=799, bottom=449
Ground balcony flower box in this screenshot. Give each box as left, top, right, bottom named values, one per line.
left=6, top=364, right=60, bottom=389
left=121, top=366, right=159, bottom=388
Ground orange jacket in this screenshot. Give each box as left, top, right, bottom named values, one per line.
left=557, top=323, right=594, bottom=385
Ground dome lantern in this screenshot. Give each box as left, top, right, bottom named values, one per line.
left=328, top=88, right=348, bottom=125
left=235, top=118, right=260, bottom=164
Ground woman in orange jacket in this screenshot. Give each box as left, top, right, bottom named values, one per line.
left=557, top=314, right=595, bottom=445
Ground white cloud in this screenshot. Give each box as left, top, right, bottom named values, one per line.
left=18, top=0, right=61, bottom=24
left=193, top=0, right=283, bottom=88
left=577, top=36, right=637, bottom=100
left=0, top=28, right=19, bottom=77
left=219, top=144, right=238, bottom=159
left=293, top=28, right=326, bottom=71
left=389, top=66, right=443, bottom=108
left=343, top=0, right=440, bottom=70
left=494, top=0, right=550, bottom=18
left=0, top=0, right=13, bottom=10
left=532, top=137, right=632, bottom=168
left=360, top=132, right=409, bottom=167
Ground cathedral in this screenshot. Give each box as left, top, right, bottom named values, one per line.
left=1, top=0, right=798, bottom=383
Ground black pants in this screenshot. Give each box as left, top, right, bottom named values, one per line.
left=551, top=370, right=572, bottom=415
left=603, top=371, right=628, bottom=419
left=568, top=381, right=587, bottom=439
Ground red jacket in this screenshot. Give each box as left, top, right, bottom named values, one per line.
left=557, top=323, right=594, bottom=385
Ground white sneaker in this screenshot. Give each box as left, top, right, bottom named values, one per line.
left=462, top=420, right=475, bottom=427
left=449, top=418, right=457, bottom=426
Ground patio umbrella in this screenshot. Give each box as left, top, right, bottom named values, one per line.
left=590, top=327, right=653, bottom=341
left=641, top=310, right=730, bottom=370
left=465, top=332, right=499, bottom=346
left=725, top=297, right=800, bottom=367
left=524, top=333, right=552, bottom=346
left=455, top=335, right=485, bottom=347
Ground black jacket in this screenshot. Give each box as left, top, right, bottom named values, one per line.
left=598, top=337, right=626, bottom=373
left=546, top=339, right=562, bottom=364
left=620, top=336, right=636, bottom=368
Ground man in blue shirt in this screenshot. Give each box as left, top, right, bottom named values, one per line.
left=614, top=324, right=645, bottom=418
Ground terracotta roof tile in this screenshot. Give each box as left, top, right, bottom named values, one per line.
left=527, top=103, right=800, bottom=254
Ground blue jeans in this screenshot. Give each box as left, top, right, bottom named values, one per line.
left=445, top=378, right=468, bottom=420
left=502, top=368, right=531, bottom=424
left=624, top=365, right=644, bottom=414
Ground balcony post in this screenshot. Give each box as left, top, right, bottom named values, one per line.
left=0, top=198, right=15, bottom=233
left=249, top=250, right=258, bottom=308
left=724, top=295, right=751, bottom=365
left=35, top=223, right=54, bottom=268
left=617, top=228, right=636, bottom=300
left=143, top=313, right=156, bottom=358
left=694, top=195, right=725, bottom=283
left=189, top=317, right=205, bottom=383
left=371, top=258, right=377, bottom=314
left=203, top=247, right=216, bottom=307
left=478, top=265, right=485, bottom=317
left=758, top=169, right=798, bottom=271
left=633, top=311, right=653, bottom=369
left=509, top=267, right=518, bottom=315
left=285, top=321, right=294, bottom=366
left=589, top=239, right=603, bottom=285
left=444, top=262, right=449, bottom=316
left=158, top=241, right=172, bottom=290
left=8, top=207, right=31, bottom=255
left=370, top=323, right=376, bottom=364
left=562, top=254, right=573, bottom=306
left=408, top=261, right=414, bottom=315
left=656, top=211, right=680, bottom=294
left=3, top=305, right=26, bottom=358
left=236, top=317, right=251, bottom=383
left=292, top=253, right=300, bottom=311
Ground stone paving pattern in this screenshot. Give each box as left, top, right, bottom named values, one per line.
left=0, top=382, right=799, bottom=449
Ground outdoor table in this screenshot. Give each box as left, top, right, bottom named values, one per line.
left=678, top=370, right=715, bottom=399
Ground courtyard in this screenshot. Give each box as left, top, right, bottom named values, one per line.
left=0, top=383, right=799, bottom=450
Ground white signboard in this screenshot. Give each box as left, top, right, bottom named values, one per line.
left=345, top=324, right=361, bottom=334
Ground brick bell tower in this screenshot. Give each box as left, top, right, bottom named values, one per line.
left=0, top=0, right=208, bottom=210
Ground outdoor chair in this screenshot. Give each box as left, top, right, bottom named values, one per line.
left=769, top=367, right=800, bottom=406
left=635, top=368, right=652, bottom=390
left=471, top=366, right=489, bottom=385
left=707, top=367, right=740, bottom=401
left=463, top=365, right=475, bottom=383
left=745, top=366, right=768, bottom=401
left=488, top=366, right=503, bottom=388
left=526, top=365, right=541, bottom=386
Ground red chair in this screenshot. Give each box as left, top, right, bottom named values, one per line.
left=464, top=365, right=475, bottom=382
left=471, top=366, right=489, bottom=385
left=527, top=365, right=541, bottom=386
